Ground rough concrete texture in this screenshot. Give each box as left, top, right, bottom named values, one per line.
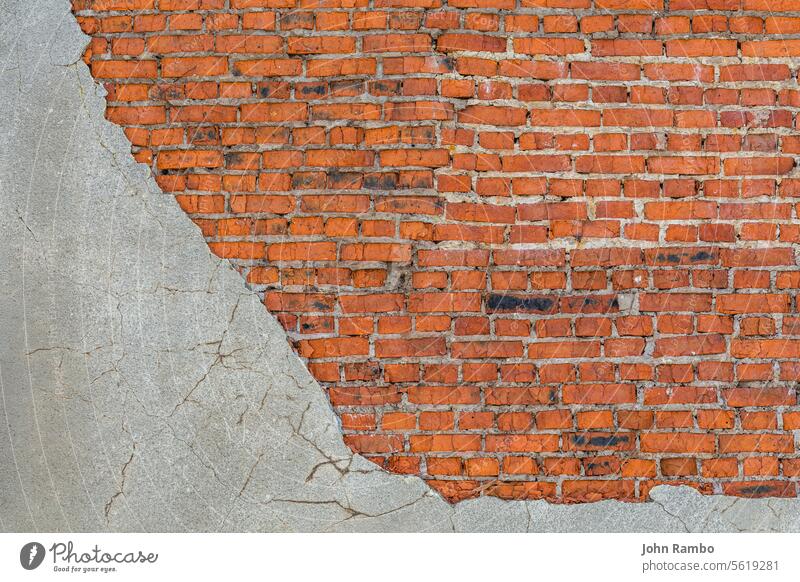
left=1, top=0, right=800, bottom=532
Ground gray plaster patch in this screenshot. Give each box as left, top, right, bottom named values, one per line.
left=0, top=0, right=798, bottom=532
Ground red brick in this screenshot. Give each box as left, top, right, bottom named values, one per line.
left=77, top=0, right=800, bottom=503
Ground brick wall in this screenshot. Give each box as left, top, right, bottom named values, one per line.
left=72, top=0, right=800, bottom=503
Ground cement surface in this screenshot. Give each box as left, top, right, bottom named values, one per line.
left=0, top=0, right=798, bottom=532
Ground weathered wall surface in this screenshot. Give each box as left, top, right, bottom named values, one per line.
left=2, top=0, right=800, bottom=531
left=69, top=0, right=800, bottom=503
